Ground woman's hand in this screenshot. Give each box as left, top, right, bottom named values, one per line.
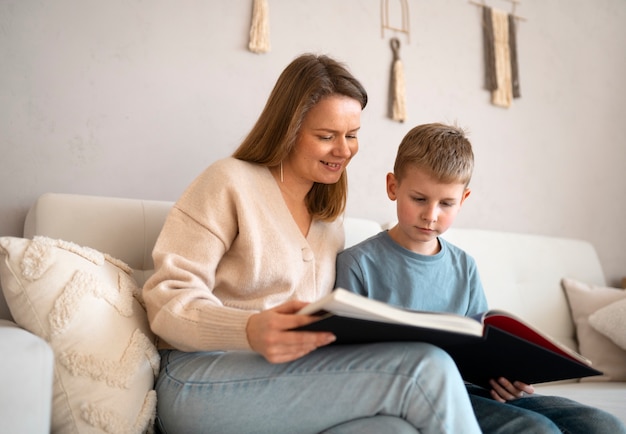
left=246, top=300, right=336, bottom=364
left=489, top=377, right=535, bottom=402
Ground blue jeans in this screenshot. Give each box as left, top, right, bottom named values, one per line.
left=155, top=342, right=481, bottom=434
left=467, top=384, right=626, bottom=434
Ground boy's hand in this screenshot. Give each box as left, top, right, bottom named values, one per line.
left=246, top=300, right=336, bottom=364
left=489, top=377, right=535, bottom=402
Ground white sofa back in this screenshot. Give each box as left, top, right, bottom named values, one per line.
left=442, top=228, right=606, bottom=352
left=23, top=193, right=173, bottom=288
left=3, top=193, right=608, bottom=355
left=0, top=193, right=381, bottom=321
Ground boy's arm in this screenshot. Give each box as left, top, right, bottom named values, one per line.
left=489, top=378, right=535, bottom=402
left=467, top=260, right=489, bottom=316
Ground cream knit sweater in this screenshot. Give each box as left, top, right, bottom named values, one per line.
left=143, top=158, right=345, bottom=352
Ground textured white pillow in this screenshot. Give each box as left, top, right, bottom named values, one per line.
left=590, top=297, right=626, bottom=351
left=0, top=236, right=159, bottom=434
left=562, top=277, right=626, bottom=382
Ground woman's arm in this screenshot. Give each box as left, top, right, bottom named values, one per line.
left=246, top=300, right=336, bottom=363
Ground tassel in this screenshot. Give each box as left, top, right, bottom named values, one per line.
left=248, top=0, right=270, bottom=54
left=390, top=38, right=406, bottom=122
left=508, top=13, right=521, bottom=98
left=491, top=8, right=512, bottom=108
left=482, top=6, right=497, bottom=92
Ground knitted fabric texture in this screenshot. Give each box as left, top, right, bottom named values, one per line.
left=0, top=236, right=159, bottom=433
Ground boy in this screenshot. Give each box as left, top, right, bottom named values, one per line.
left=335, top=123, right=625, bottom=433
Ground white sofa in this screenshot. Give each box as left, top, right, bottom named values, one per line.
left=442, top=228, right=626, bottom=423
left=1, top=192, right=624, bottom=432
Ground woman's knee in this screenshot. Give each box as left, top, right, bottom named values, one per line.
left=399, top=342, right=460, bottom=377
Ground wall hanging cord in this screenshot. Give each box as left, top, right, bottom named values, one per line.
left=469, top=0, right=526, bottom=22
left=381, top=0, right=410, bottom=43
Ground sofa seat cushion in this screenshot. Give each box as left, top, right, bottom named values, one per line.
left=0, top=236, right=159, bottom=434
left=562, top=278, right=626, bottom=382
left=534, top=381, right=626, bottom=425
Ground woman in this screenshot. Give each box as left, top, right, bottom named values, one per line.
left=143, top=53, right=481, bottom=434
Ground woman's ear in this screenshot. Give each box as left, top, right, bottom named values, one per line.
left=386, top=172, right=398, bottom=201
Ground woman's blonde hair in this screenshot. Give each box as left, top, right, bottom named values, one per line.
left=233, top=53, right=368, bottom=221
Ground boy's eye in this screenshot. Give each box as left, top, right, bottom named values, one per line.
left=411, top=197, right=425, bottom=202
left=441, top=201, right=455, bottom=207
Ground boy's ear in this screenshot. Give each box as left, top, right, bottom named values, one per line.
left=460, top=188, right=471, bottom=205
left=386, top=172, right=398, bottom=200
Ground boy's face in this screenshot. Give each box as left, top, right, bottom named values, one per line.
left=386, top=166, right=470, bottom=255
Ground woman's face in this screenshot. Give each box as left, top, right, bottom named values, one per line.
left=285, top=95, right=362, bottom=186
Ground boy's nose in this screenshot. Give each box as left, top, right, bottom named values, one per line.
left=422, top=207, right=438, bottom=223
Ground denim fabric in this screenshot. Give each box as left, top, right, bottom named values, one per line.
left=467, top=384, right=626, bottom=434
left=155, top=342, right=481, bottom=434
left=320, top=416, right=418, bottom=434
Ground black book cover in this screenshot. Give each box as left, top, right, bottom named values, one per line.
left=296, top=315, right=602, bottom=388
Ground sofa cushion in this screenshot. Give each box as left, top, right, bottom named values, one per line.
left=589, top=298, right=626, bottom=351
left=562, top=277, right=626, bottom=381
left=0, top=236, right=159, bottom=434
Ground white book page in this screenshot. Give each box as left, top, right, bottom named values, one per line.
left=299, top=289, right=483, bottom=336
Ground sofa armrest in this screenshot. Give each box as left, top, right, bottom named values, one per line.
left=0, top=320, right=54, bottom=434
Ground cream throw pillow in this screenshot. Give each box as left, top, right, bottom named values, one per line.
left=589, top=297, right=626, bottom=351
left=0, top=236, right=159, bottom=434
left=561, top=277, right=626, bottom=382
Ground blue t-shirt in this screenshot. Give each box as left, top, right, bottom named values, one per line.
left=335, top=231, right=488, bottom=317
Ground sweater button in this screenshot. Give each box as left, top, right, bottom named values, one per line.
left=301, top=247, right=314, bottom=262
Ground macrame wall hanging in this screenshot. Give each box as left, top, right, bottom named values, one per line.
left=470, top=0, right=525, bottom=108
left=381, top=0, right=410, bottom=122
left=390, top=38, right=407, bottom=122
left=248, top=0, right=270, bottom=54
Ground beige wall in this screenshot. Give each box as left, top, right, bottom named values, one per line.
left=1, top=0, right=625, bottom=285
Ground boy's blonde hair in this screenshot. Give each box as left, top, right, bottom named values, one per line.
left=393, top=123, right=474, bottom=186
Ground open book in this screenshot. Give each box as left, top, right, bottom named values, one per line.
left=296, top=289, right=601, bottom=388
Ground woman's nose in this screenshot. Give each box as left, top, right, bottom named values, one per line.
left=334, top=137, right=355, bottom=158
